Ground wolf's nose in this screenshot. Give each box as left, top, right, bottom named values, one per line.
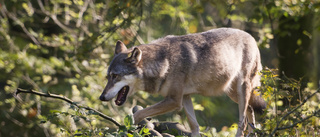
left=99, top=95, right=105, bottom=101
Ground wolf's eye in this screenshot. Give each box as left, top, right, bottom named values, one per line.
left=110, top=74, right=118, bottom=80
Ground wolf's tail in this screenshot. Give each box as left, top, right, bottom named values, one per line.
left=249, top=91, right=266, bottom=114
left=249, top=54, right=266, bottom=114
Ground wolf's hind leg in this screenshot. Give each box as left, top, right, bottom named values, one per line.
left=236, top=80, right=251, bottom=137
left=183, top=95, right=200, bottom=137
left=246, top=106, right=256, bottom=137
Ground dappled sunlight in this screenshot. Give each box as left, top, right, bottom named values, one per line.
left=1, top=0, right=320, bottom=136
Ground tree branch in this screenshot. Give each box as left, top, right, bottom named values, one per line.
left=1, top=4, right=41, bottom=46
left=36, top=0, right=74, bottom=33
left=269, top=88, right=320, bottom=136
left=15, top=88, right=121, bottom=127
left=277, top=109, right=320, bottom=131
left=76, top=0, right=90, bottom=27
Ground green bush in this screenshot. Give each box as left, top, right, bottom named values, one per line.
left=13, top=68, right=319, bottom=137
left=1, top=0, right=319, bottom=136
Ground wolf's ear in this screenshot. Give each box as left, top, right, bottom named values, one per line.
left=126, top=47, right=142, bottom=64
left=115, top=40, right=127, bottom=54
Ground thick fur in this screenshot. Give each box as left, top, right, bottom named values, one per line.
left=100, top=28, right=266, bottom=136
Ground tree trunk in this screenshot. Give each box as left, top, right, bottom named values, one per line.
left=277, top=14, right=314, bottom=105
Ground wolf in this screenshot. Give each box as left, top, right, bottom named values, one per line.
left=100, top=28, right=266, bottom=137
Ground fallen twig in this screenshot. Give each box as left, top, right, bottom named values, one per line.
left=15, top=88, right=121, bottom=127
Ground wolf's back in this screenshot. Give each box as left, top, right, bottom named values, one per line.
left=140, top=28, right=265, bottom=99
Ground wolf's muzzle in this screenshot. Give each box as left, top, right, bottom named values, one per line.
left=99, top=94, right=107, bottom=101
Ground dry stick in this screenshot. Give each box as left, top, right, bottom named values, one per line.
left=277, top=109, right=320, bottom=131
left=15, top=88, right=121, bottom=127
left=269, top=89, right=320, bottom=136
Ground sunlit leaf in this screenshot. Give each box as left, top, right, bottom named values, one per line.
left=124, top=114, right=134, bottom=127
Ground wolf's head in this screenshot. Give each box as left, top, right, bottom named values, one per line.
left=100, top=40, right=143, bottom=106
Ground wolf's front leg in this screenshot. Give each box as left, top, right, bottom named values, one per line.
left=183, top=95, right=200, bottom=137
left=133, top=96, right=182, bottom=124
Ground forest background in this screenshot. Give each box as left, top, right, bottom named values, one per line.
left=1, top=0, right=320, bottom=136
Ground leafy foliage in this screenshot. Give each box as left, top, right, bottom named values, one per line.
left=0, top=0, right=143, bottom=136
left=257, top=68, right=320, bottom=136
left=195, top=68, right=320, bottom=137
left=1, top=0, right=320, bottom=136
left=12, top=68, right=320, bottom=136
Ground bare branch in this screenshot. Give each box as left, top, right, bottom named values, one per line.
left=280, top=89, right=319, bottom=121
left=15, top=88, right=121, bottom=127
left=76, top=0, right=90, bottom=27
left=36, top=0, right=74, bottom=33
left=269, top=89, right=320, bottom=136
left=0, top=23, right=18, bottom=51
left=277, top=109, right=320, bottom=131
left=1, top=4, right=40, bottom=46
left=130, top=26, right=145, bottom=44
left=4, top=111, right=24, bottom=127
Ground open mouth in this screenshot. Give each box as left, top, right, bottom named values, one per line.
left=115, top=85, right=129, bottom=106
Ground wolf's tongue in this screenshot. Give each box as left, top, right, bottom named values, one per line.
left=116, top=91, right=124, bottom=103
left=115, top=86, right=129, bottom=106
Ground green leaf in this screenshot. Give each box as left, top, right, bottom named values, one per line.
left=50, top=110, right=62, bottom=113
left=139, top=126, right=150, bottom=136
left=124, top=114, right=134, bottom=127
left=42, top=75, right=52, bottom=84
left=119, top=125, right=127, bottom=132
left=143, top=127, right=149, bottom=134
left=296, top=39, right=302, bottom=46
left=127, top=133, right=133, bottom=137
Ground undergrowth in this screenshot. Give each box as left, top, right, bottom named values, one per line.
left=18, top=68, right=320, bottom=136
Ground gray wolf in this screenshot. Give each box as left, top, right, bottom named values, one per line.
left=100, top=28, right=266, bottom=136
